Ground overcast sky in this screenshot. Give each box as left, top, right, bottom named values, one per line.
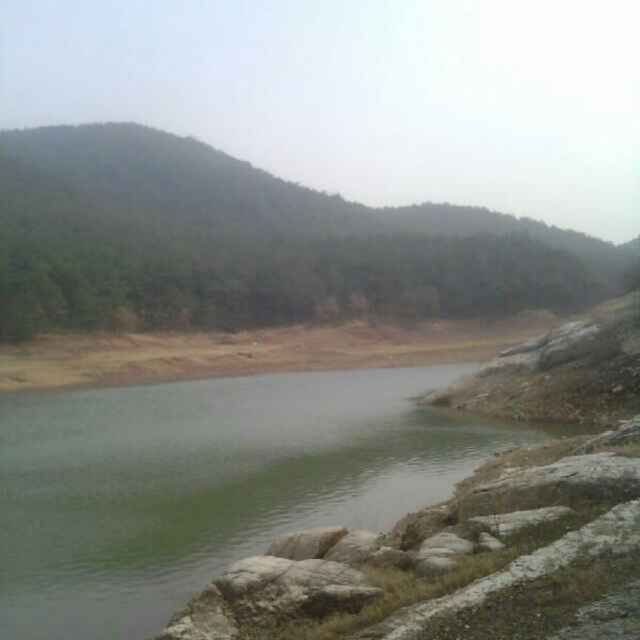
left=2, top=1, right=638, bottom=244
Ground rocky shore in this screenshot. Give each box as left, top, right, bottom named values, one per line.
left=152, top=416, right=640, bottom=640
left=422, top=293, right=640, bottom=425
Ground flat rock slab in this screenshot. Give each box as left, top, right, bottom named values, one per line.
left=216, top=556, right=381, bottom=624
left=351, top=499, right=640, bottom=640
left=267, top=526, right=347, bottom=560
left=325, top=530, right=380, bottom=564
left=458, top=453, right=640, bottom=517
left=470, top=506, right=575, bottom=537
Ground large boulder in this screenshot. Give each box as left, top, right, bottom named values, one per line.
left=470, top=506, right=575, bottom=537
left=267, top=526, right=347, bottom=560
left=153, top=586, right=238, bottom=640
left=324, top=530, right=380, bottom=564
left=215, top=556, right=382, bottom=624
left=458, top=453, right=640, bottom=518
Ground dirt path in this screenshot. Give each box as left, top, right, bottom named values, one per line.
left=0, top=314, right=557, bottom=393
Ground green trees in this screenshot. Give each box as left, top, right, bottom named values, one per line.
left=0, top=123, right=632, bottom=342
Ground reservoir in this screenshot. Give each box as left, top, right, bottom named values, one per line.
left=1, top=365, right=583, bottom=639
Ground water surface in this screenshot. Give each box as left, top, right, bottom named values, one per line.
left=1, top=365, right=588, bottom=639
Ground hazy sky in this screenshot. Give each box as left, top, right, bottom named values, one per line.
left=2, top=1, right=638, bottom=243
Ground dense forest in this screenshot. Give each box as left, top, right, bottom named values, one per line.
left=0, top=123, right=636, bottom=342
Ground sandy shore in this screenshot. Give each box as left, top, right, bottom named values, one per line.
left=0, top=314, right=558, bottom=393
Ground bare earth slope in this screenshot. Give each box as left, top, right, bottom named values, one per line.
left=0, top=314, right=557, bottom=393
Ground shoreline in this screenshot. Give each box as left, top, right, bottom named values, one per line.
left=0, top=315, right=557, bottom=394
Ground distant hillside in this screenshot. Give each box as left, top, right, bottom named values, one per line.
left=0, top=123, right=633, bottom=341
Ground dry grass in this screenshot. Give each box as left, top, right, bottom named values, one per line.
left=419, top=551, right=640, bottom=640
left=0, top=315, right=558, bottom=393
left=608, top=443, right=640, bottom=458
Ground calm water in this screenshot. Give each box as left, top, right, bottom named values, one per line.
left=1, top=365, right=588, bottom=640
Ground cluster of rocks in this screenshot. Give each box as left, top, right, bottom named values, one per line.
left=352, top=499, right=640, bottom=640
left=155, top=526, right=410, bottom=640
left=153, top=417, right=640, bottom=640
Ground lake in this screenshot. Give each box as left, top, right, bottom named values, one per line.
left=0, top=364, right=586, bottom=639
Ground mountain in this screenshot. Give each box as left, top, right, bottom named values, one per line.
left=0, top=123, right=632, bottom=341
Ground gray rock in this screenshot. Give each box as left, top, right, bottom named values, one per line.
left=386, top=504, right=455, bottom=550
left=483, top=320, right=611, bottom=376
left=154, top=586, right=238, bottom=640
left=499, top=334, right=548, bottom=357
left=478, top=351, right=540, bottom=376
left=215, top=556, right=382, bottom=624
left=417, top=531, right=474, bottom=556
left=350, top=499, right=640, bottom=640
left=267, top=526, right=347, bottom=560
left=324, top=529, right=379, bottom=564
left=477, top=532, right=505, bottom=552
left=538, top=321, right=602, bottom=370
left=458, top=453, right=640, bottom=517
left=470, top=506, right=575, bottom=537
left=573, top=415, right=640, bottom=454
left=413, top=531, right=473, bottom=577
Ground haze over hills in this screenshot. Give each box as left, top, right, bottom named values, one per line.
left=0, top=123, right=636, bottom=341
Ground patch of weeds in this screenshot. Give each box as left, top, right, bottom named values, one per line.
left=418, top=551, right=640, bottom=640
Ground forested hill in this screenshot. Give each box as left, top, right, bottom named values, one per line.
left=0, top=123, right=634, bottom=341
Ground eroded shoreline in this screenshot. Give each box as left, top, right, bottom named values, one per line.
left=0, top=315, right=557, bottom=394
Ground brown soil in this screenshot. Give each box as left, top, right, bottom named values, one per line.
left=0, top=314, right=558, bottom=393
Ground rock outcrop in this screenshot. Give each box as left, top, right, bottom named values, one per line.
left=422, top=299, right=640, bottom=425
left=457, top=453, right=640, bottom=517
left=479, top=320, right=606, bottom=376
left=470, top=506, right=575, bottom=537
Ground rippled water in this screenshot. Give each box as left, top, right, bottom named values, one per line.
left=1, top=365, right=590, bottom=639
